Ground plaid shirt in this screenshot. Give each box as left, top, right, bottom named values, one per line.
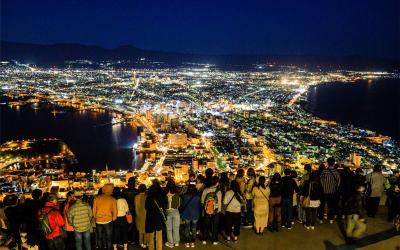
left=67, top=200, right=93, bottom=232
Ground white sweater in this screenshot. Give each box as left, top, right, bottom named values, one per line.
left=223, top=190, right=242, bottom=213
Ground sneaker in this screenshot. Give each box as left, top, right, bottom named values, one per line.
left=311, top=226, right=315, bottom=230
left=291, top=221, right=295, bottom=225
left=226, top=236, right=231, bottom=241
left=329, top=220, right=334, bottom=224
left=281, top=225, right=286, bottom=228
left=165, top=242, right=174, bottom=248
left=305, top=226, right=310, bottom=230
left=202, top=241, right=207, bottom=245
left=287, top=226, right=292, bottom=230
left=233, top=236, right=238, bottom=242
left=243, top=224, right=253, bottom=228
left=185, top=243, right=190, bottom=248
left=190, top=243, right=195, bottom=248
left=174, top=243, right=179, bottom=247
left=213, top=242, right=218, bottom=245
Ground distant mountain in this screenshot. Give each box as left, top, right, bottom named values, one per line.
left=1, top=41, right=399, bottom=70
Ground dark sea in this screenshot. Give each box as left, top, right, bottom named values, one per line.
left=304, top=78, right=400, bottom=142
left=0, top=103, right=144, bottom=171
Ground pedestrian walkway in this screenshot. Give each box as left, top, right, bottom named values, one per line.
left=125, top=208, right=399, bottom=250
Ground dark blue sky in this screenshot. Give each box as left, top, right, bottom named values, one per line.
left=2, top=0, right=399, bottom=58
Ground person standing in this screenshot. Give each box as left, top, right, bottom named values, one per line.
left=223, top=180, right=244, bottom=242
left=301, top=175, right=323, bottom=230
left=37, top=193, right=65, bottom=250
left=135, top=184, right=148, bottom=249
left=164, top=180, right=181, bottom=248
left=252, top=176, right=270, bottom=234
left=67, top=191, right=93, bottom=250
left=181, top=184, right=201, bottom=248
left=268, top=173, right=283, bottom=232
left=339, top=167, right=355, bottom=216
left=113, top=188, right=130, bottom=250
left=93, top=183, right=118, bottom=250
left=201, top=176, right=222, bottom=245
left=125, top=177, right=137, bottom=244
left=366, top=165, right=385, bottom=218
left=63, top=191, right=76, bottom=250
left=243, top=168, right=256, bottom=228
left=319, top=158, right=341, bottom=224
left=145, top=180, right=167, bottom=250
left=281, top=168, right=299, bottom=229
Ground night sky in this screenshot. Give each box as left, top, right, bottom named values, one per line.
left=2, top=0, right=399, bottom=58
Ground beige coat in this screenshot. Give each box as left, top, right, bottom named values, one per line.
left=135, top=192, right=147, bottom=233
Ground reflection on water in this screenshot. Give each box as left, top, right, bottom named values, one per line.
left=1, top=104, right=144, bottom=171
left=304, top=78, right=400, bottom=142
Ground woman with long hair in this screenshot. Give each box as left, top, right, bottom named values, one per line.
left=252, top=176, right=270, bottom=234
left=164, top=180, right=181, bottom=248
left=268, top=173, right=282, bottom=232
left=113, top=188, right=129, bottom=250
left=223, top=180, right=244, bottom=242
left=135, top=184, right=148, bottom=249
left=145, top=180, right=167, bottom=250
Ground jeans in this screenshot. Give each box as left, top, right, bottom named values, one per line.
left=318, top=193, right=339, bottom=220
left=282, top=197, right=293, bottom=226
left=245, top=199, right=254, bottom=225
left=47, top=236, right=65, bottom=250
left=202, top=213, right=219, bottom=242
left=183, top=219, right=198, bottom=243
left=297, top=204, right=306, bottom=222
left=305, top=207, right=318, bottom=227
left=75, top=231, right=91, bottom=250
left=225, top=212, right=241, bottom=237
left=96, top=222, right=113, bottom=250
left=166, top=209, right=180, bottom=244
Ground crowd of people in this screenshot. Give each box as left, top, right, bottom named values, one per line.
left=1, top=157, right=400, bottom=250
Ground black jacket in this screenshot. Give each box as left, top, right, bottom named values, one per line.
left=145, top=194, right=167, bottom=233
left=343, top=192, right=364, bottom=215
left=301, top=180, right=323, bottom=201
left=281, top=176, right=300, bottom=198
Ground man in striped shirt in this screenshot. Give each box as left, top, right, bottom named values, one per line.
left=318, top=158, right=341, bottom=224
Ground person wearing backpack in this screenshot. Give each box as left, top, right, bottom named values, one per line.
left=37, top=193, right=65, bottom=250
left=164, top=180, right=181, bottom=248
left=181, top=184, right=201, bottom=248
left=200, top=175, right=221, bottom=245
left=252, top=176, right=270, bottom=234
left=223, top=180, right=244, bottom=242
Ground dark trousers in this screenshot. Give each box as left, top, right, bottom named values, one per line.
left=305, top=207, right=318, bottom=227
left=47, top=236, right=66, bottom=250
left=366, top=196, right=380, bottom=217
left=66, top=231, right=76, bottom=250
left=96, top=222, right=113, bottom=250
left=202, top=213, right=219, bottom=242
left=282, top=197, right=293, bottom=226
left=245, top=199, right=254, bottom=225
left=225, top=212, right=241, bottom=237
left=318, top=193, right=338, bottom=220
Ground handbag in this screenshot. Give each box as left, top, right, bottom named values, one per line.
left=126, top=212, right=133, bottom=224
